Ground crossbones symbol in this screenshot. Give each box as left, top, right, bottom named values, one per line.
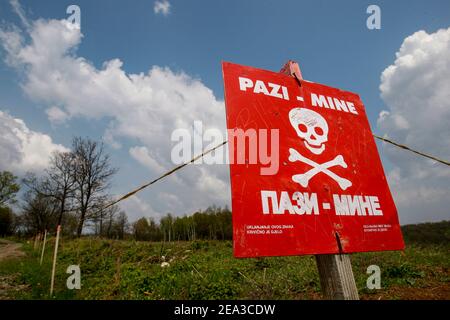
left=288, top=108, right=353, bottom=190
left=288, top=148, right=352, bottom=190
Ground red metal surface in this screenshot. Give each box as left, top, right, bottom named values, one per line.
left=222, top=61, right=404, bottom=258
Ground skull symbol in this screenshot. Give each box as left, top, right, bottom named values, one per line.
left=289, top=108, right=328, bottom=155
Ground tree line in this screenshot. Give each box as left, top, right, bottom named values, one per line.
left=132, top=206, right=232, bottom=242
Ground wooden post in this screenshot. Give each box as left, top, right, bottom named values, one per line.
left=33, top=233, right=38, bottom=250
left=315, top=254, right=359, bottom=300
left=279, top=60, right=303, bottom=82
left=50, top=225, right=61, bottom=296
left=37, top=232, right=42, bottom=252
left=280, top=60, right=359, bottom=300
left=40, top=230, right=47, bottom=266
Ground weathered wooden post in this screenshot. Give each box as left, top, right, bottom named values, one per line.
left=280, top=60, right=359, bottom=300
left=40, top=229, right=47, bottom=266
left=38, top=232, right=43, bottom=252
left=315, top=254, right=359, bottom=299
left=33, top=233, right=39, bottom=250
left=50, top=225, right=61, bottom=295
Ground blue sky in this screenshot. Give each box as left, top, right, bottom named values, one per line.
left=0, top=0, right=449, bottom=224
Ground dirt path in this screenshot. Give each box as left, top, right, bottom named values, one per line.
left=0, top=239, right=29, bottom=299
left=0, top=239, right=25, bottom=261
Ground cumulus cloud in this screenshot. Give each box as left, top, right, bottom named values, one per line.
left=196, top=167, right=229, bottom=202
left=0, top=111, right=69, bottom=174
left=46, top=106, right=69, bottom=124
left=0, top=18, right=225, bottom=142
left=378, top=27, right=450, bottom=225
left=158, top=192, right=183, bottom=212
left=0, top=10, right=229, bottom=221
left=154, top=0, right=171, bottom=16
left=119, top=195, right=162, bottom=222
left=129, top=146, right=166, bottom=174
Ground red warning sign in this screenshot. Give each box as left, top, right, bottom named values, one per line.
left=222, top=61, right=404, bottom=258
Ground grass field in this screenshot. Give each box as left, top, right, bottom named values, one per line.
left=1, top=221, right=449, bottom=300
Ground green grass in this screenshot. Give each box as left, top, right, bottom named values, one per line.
left=1, top=222, right=449, bottom=300
left=0, top=241, right=75, bottom=299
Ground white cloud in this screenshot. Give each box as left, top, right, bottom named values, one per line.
left=119, top=195, right=162, bottom=222
left=158, top=192, right=182, bottom=212
left=129, top=146, right=166, bottom=174
left=0, top=11, right=230, bottom=221
left=154, top=0, right=171, bottom=16
left=0, top=25, right=24, bottom=68
left=378, top=27, right=450, bottom=225
left=0, top=111, right=69, bottom=174
left=196, top=167, right=229, bottom=202
left=9, top=0, right=30, bottom=30
left=46, top=106, right=69, bottom=123
left=0, top=18, right=225, bottom=142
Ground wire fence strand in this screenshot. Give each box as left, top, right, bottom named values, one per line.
left=373, top=134, right=450, bottom=167
left=98, top=140, right=228, bottom=213
left=95, top=134, right=449, bottom=214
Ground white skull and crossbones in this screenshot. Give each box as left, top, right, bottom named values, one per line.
left=288, top=108, right=352, bottom=190
left=289, top=108, right=328, bottom=154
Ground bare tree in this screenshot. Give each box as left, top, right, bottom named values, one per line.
left=21, top=152, right=76, bottom=229
left=90, top=196, right=113, bottom=236
left=105, top=204, right=120, bottom=238
left=160, top=213, right=174, bottom=242
left=113, top=210, right=129, bottom=240
left=21, top=189, right=58, bottom=233
left=45, top=152, right=77, bottom=226
left=72, top=137, right=117, bottom=237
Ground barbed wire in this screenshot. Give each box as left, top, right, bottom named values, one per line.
left=97, top=140, right=228, bottom=213
left=95, top=134, right=449, bottom=214
left=373, top=134, right=450, bottom=166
